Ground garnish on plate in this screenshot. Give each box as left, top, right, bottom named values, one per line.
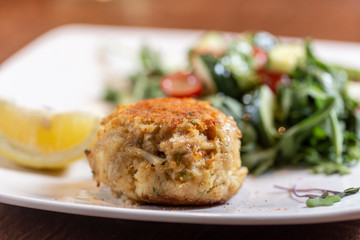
left=275, top=184, right=360, bottom=207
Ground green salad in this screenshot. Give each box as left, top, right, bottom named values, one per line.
left=104, top=31, right=360, bottom=175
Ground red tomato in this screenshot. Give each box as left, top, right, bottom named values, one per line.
left=253, top=47, right=268, bottom=70
left=160, top=72, right=203, bottom=97
left=257, top=69, right=287, bottom=93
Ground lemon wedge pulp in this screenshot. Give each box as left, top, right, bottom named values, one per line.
left=0, top=100, right=100, bottom=169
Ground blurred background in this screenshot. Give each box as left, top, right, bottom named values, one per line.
left=1, top=0, right=359, bottom=63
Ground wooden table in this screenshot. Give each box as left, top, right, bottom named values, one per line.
left=1, top=0, right=360, bottom=239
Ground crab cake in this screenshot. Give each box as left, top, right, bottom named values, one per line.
left=86, top=97, right=247, bottom=205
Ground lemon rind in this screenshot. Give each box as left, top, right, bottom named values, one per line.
left=0, top=120, right=99, bottom=169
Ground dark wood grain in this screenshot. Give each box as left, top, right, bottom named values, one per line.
left=1, top=0, right=360, bottom=239
left=1, top=203, right=360, bottom=240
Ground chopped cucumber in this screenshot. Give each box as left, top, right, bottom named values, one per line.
left=267, top=43, right=305, bottom=74
left=221, top=53, right=260, bottom=91
left=190, top=32, right=227, bottom=95
left=194, top=31, right=226, bottom=54
left=346, top=80, right=360, bottom=104
left=222, top=40, right=260, bottom=91
left=252, top=31, right=278, bottom=50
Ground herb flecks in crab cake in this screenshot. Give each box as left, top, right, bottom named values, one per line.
left=86, top=97, right=247, bottom=205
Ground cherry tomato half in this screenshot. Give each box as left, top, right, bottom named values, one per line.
left=160, top=71, right=203, bottom=97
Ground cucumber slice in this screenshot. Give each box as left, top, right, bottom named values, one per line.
left=258, top=85, right=279, bottom=146
left=194, top=54, right=240, bottom=98
left=192, top=54, right=218, bottom=94
left=267, top=43, right=305, bottom=74
left=277, top=86, right=293, bottom=121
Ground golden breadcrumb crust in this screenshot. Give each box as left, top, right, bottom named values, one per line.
left=101, top=98, right=242, bottom=137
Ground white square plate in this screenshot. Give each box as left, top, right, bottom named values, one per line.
left=0, top=24, right=360, bottom=225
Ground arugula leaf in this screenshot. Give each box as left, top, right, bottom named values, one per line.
left=333, top=65, right=360, bottom=81
left=104, top=87, right=120, bottom=104
left=277, top=97, right=335, bottom=159
left=329, top=110, right=343, bottom=164
left=140, top=46, right=164, bottom=75
left=241, top=148, right=276, bottom=175
left=311, top=162, right=350, bottom=175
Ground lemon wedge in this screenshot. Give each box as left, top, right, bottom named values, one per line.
left=0, top=99, right=100, bottom=169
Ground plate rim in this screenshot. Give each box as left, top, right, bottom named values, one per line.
left=1, top=189, right=360, bottom=225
